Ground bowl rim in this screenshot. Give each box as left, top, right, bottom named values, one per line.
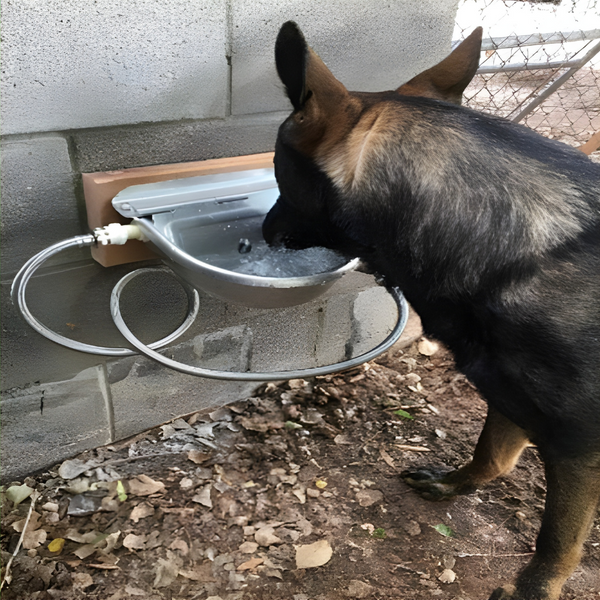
left=135, top=217, right=359, bottom=289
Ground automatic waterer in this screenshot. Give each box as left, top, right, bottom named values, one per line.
left=11, top=156, right=408, bottom=381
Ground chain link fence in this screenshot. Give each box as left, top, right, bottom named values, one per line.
left=454, top=0, right=600, bottom=155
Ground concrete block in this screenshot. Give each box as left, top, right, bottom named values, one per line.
left=73, top=112, right=286, bottom=172
left=192, top=325, right=253, bottom=372
left=108, top=350, right=258, bottom=441
left=231, top=0, right=459, bottom=115
left=1, top=0, right=228, bottom=134
left=1, top=261, right=196, bottom=390
left=0, top=280, right=105, bottom=392
left=315, top=294, right=352, bottom=365
left=0, top=137, right=83, bottom=276
left=349, top=286, right=399, bottom=357
left=0, top=367, right=111, bottom=482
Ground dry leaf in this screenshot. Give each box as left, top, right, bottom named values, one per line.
left=125, top=585, right=147, bottom=596
left=379, top=448, right=396, bottom=468
left=438, top=568, right=457, bottom=584
left=265, top=568, right=283, bottom=579
left=153, top=555, right=182, bottom=588
left=187, top=450, right=210, bottom=464
left=127, top=475, right=165, bottom=496
left=169, top=539, right=189, bottom=554
left=334, top=435, right=352, bottom=445
left=238, top=416, right=283, bottom=432
left=123, top=533, right=147, bottom=551
left=292, top=487, right=307, bottom=504
left=237, top=557, right=264, bottom=571
left=6, top=484, right=34, bottom=506
left=12, top=511, right=41, bottom=533
left=356, top=489, right=384, bottom=507
left=179, top=477, right=194, bottom=489
left=102, top=532, right=121, bottom=555
left=65, top=529, right=102, bottom=544
left=45, top=512, right=60, bottom=524
left=88, top=563, right=119, bottom=570
left=59, top=458, right=95, bottom=480
left=192, top=484, right=213, bottom=508
left=255, top=526, right=282, bottom=547
left=73, top=544, right=98, bottom=559
left=72, top=572, right=94, bottom=589
left=41, top=501, right=59, bottom=513
left=130, top=503, right=154, bottom=523
left=23, top=528, right=47, bottom=550
left=345, top=580, right=374, bottom=598
left=418, top=338, right=439, bottom=356
left=179, top=563, right=216, bottom=582
left=101, top=496, right=120, bottom=512
left=402, top=520, right=422, bottom=537
left=146, top=530, right=161, bottom=550
left=395, top=444, right=431, bottom=452
left=295, top=539, right=333, bottom=569
left=160, top=424, right=176, bottom=439
left=48, top=538, right=66, bottom=553
left=239, top=541, right=259, bottom=554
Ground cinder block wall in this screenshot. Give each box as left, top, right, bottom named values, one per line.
left=1, top=0, right=457, bottom=480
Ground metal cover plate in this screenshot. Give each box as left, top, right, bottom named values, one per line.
left=112, top=168, right=277, bottom=217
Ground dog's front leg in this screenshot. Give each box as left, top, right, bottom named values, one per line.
left=490, top=454, right=600, bottom=600
left=402, top=405, right=530, bottom=499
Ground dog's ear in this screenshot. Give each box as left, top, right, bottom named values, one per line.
left=397, top=27, right=483, bottom=104
left=275, top=21, right=347, bottom=111
left=275, top=22, right=350, bottom=154
left=275, top=21, right=309, bottom=110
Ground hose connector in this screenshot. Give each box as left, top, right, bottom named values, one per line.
left=94, top=223, right=149, bottom=246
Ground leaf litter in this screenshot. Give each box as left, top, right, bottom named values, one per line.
left=1, top=339, right=599, bottom=599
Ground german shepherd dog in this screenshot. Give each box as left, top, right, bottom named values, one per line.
left=263, top=22, right=600, bottom=600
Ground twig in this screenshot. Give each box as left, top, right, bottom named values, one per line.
left=1, top=490, right=40, bottom=590
left=457, top=552, right=534, bottom=558
left=102, top=452, right=174, bottom=467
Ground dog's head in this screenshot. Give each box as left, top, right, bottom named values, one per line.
left=263, top=21, right=482, bottom=253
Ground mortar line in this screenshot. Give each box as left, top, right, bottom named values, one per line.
left=96, top=363, right=116, bottom=442
left=226, top=0, right=233, bottom=117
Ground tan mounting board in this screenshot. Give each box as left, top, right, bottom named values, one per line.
left=82, top=152, right=275, bottom=267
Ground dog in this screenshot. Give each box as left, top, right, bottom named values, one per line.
left=263, top=21, right=600, bottom=600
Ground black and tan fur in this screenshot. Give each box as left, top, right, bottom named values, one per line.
left=264, top=22, right=600, bottom=600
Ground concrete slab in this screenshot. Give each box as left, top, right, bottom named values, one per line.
left=1, top=367, right=111, bottom=482
left=1, top=0, right=228, bottom=134
left=108, top=352, right=258, bottom=441
left=231, top=0, right=459, bottom=115
left=349, top=286, right=399, bottom=356
left=72, top=112, right=286, bottom=172
left=0, top=137, right=83, bottom=276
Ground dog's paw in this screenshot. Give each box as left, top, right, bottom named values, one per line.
left=488, top=585, right=517, bottom=600
left=400, top=468, right=460, bottom=500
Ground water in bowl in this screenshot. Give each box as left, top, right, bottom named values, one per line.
left=235, top=244, right=347, bottom=278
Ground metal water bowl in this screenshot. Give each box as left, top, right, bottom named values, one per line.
left=112, top=169, right=359, bottom=308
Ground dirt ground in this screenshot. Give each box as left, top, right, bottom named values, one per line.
left=2, top=339, right=599, bottom=600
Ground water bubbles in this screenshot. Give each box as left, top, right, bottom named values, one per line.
left=234, top=246, right=346, bottom=278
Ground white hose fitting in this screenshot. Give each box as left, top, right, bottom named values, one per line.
left=94, top=223, right=149, bottom=246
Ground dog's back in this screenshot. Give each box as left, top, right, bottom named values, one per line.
left=266, top=22, right=600, bottom=599
left=327, top=96, right=600, bottom=458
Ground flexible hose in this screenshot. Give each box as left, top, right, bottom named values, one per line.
left=110, top=268, right=409, bottom=381
left=10, top=235, right=200, bottom=357
left=11, top=234, right=408, bottom=379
